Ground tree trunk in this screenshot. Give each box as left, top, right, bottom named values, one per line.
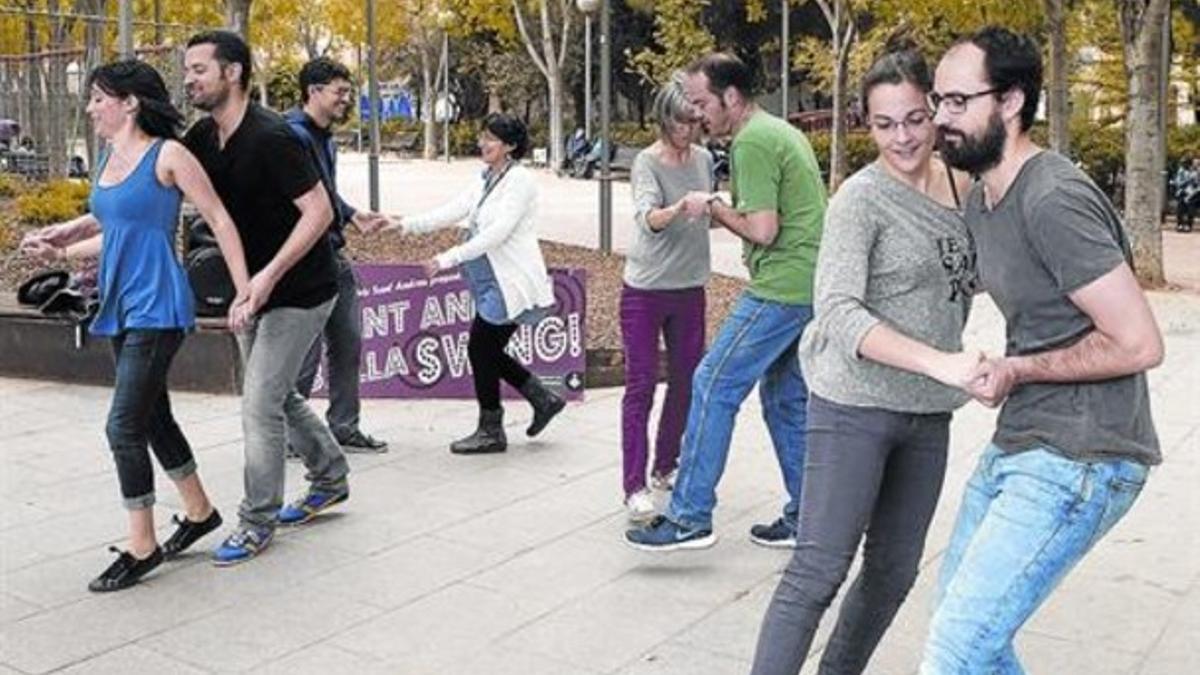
left=828, top=19, right=854, bottom=191
left=224, top=0, right=253, bottom=38
left=512, top=0, right=570, bottom=170
left=46, top=0, right=68, bottom=177
left=421, top=42, right=437, bottom=160
left=1120, top=0, right=1169, bottom=287
left=1045, top=0, right=1070, bottom=154
left=23, top=0, right=44, bottom=154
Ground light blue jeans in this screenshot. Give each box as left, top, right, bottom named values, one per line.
left=920, top=444, right=1149, bottom=674
left=665, top=293, right=812, bottom=532
left=237, top=299, right=350, bottom=530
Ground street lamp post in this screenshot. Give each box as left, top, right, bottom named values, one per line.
left=366, top=0, right=380, bottom=210
left=118, top=0, right=133, bottom=58
left=438, top=11, right=455, bottom=164
left=577, top=0, right=611, bottom=253
left=584, top=14, right=592, bottom=140
left=781, top=0, right=789, bottom=118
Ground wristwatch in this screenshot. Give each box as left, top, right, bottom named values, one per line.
left=706, top=193, right=726, bottom=206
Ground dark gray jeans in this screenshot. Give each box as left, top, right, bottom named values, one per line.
left=751, top=394, right=950, bottom=675
left=295, top=252, right=363, bottom=440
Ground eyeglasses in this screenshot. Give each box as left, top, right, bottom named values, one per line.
left=869, top=110, right=931, bottom=134
left=318, top=84, right=354, bottom=98
left=926, top=87, right=1002, bottom=115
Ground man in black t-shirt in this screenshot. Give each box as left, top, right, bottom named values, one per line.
left=919, top=27, right=1163, bottom=673
left=182, top=30, right=350, bottom=567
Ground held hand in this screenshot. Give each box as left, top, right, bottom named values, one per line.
left=965, top=357, right=1019, bottom=408
left=226, top=289, right=252, bottom=332
left=422, top=257, right=442, bottom=278
left=678, top=191, right=713, bottom=219
left=927, top=349, right=987, bottom=390
left=371, top=213, right=404, bottom=234
left=245, top=271, right=277, bottom=316
left=352, top=211, right=390, bottom=234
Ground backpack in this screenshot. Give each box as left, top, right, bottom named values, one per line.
left=183, top=210, right=235, bottom=317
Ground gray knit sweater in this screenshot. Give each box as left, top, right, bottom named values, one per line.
left=798, top=162, right=976, bottom=413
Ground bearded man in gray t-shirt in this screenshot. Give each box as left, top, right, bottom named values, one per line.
left=919, top=27, right=1163, bottom=674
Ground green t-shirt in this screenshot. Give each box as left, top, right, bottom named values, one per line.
left=730, top=110, right=827, bottom=305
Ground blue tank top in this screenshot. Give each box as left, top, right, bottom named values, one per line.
left=89, top=139, right=195, bottom=336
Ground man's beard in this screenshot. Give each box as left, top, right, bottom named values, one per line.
left=937, top=110, right=1005, bottom=174
left=188, top=84, right=230, bottom=112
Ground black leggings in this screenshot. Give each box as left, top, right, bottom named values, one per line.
left=468, top=316, right=532, bottom=411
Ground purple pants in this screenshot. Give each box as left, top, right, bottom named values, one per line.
left=620, top=285, right=706, bottom=497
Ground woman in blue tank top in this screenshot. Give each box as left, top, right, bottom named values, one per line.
left=19, top=61, right=256, bottom=592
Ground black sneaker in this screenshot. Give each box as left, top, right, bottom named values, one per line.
left=337, top=429, right=389, bottom=454
left=749, top=517, right=797, bottom=549
left=162, top=509, right=223, bottom=558
left=88, top=546, right=164, bottom=592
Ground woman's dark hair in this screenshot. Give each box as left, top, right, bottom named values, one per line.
left=87, top=60, right=184, bottom=140
left=860, top=46, right=932, bottom=117
left=953, top=26, right=1042, bottom=131
left=186, top=30, right=253, bottom=91
left=482, top=113, right=530, bottom=160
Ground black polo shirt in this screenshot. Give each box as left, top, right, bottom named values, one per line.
left=184, top=103, right=337, bottom=310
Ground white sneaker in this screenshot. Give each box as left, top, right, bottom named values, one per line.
left=650, top=469, right=677, bottom=493
left=625, top=489, right=656, bottom=524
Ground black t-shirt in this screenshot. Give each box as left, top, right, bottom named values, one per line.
left=966, top=151, right=1159, bottom=465
left=183, top=103, right=336, bottom=310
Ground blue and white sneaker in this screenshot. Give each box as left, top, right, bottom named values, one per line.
left=277, top=489, right=349, bottom=526
left=625, top=516, right=717, bottom=552
left=212, top=526, right=274, bottom=566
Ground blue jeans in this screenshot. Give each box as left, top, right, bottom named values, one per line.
left=666, top=293, right=812, bottom=531
left=920, top=444, right=1149, bottom=674
left=107, top=329, right=196, bottom=510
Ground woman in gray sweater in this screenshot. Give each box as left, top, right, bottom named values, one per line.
left=750, top=49, right=979, bottom=674
left=621, top=74, right=714, bottom=523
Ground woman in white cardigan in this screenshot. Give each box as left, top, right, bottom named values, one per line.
left=379, top=113, right=563, bottom=454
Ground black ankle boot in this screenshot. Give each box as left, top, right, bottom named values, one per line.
left=519, top=378, right=566, bottom=437
left=450, top=408, right=507, bottom=454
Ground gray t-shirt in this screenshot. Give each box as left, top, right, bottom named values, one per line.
left=966, top=151, right=1159, bottom=465
left=800, top=162, right=975, bottom=413
left=624, top=146, right=713, bottom=290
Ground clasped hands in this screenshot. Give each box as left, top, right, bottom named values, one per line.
left=930, top=350, right=1020, bottom=408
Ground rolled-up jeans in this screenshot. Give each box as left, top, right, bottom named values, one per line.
left=106, top=329, right=195, bottom=510
left=236, top=298, right=350, bottom=530
left=920, top=444, right=1149, bottom=674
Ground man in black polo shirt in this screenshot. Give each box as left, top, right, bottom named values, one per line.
left=182, top=30, right=350, bottom=566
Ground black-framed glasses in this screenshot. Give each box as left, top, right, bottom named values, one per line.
left=927, top=87, right=1003, bottom=115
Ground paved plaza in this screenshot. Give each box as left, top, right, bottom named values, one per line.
left=1, top=158, right=1198, bottom=674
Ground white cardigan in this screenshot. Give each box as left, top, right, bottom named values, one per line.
left=401, top=164, right=555, bottom=321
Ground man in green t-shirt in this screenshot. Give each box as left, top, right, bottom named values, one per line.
left=627, top=52, right=827, bottom=552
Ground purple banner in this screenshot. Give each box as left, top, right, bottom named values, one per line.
left=310, top=264, right=586, bottom=400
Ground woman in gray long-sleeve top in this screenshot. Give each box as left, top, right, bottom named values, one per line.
left=620, top=73, right=714, bottom=524
left=750, top=49, right=979, bottom=675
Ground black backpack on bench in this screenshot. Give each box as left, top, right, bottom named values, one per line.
left=183, top=210, right=235, bottom=317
